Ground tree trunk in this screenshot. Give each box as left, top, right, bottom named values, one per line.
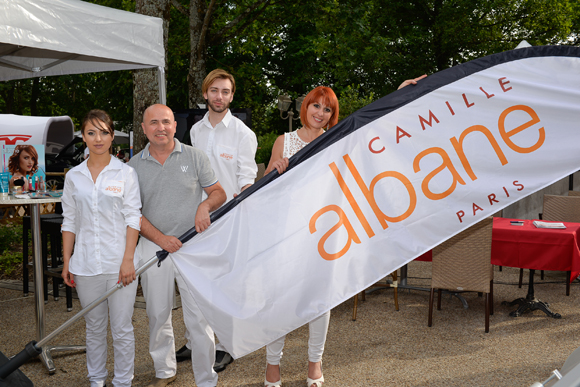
left=133, top=0, right=170, bottom=154
left=188, top=0, right=208, bottom=108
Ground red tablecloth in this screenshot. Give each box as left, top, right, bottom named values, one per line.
left=414, top=218, right=580, bottom=282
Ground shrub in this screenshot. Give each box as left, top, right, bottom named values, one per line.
left=0, top=219, right=24, bottom=278
left=338, top=85, right=377, bottom=121
left=0, top=250, right=22, bottom=277
left=0, top=219, right=22, bottom=252
left=256, top=131, right=279, bottom=167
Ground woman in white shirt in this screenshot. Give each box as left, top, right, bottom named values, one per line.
left=61, top=109, right=142, bottom=387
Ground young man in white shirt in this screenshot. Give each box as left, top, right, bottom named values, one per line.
left=176, top=69, right=258, bottom=370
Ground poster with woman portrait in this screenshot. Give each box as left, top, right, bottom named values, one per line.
left=1, top=144, right=46, bottom=192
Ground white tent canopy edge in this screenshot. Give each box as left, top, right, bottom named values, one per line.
left=0, top=0, right=166, bottom=103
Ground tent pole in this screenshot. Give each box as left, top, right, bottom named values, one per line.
left=158, top=66, right=166, bottom=105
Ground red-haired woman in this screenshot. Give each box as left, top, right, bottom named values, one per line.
left=8, top=144, right=39, bottom=192
left=265, top=86, right=339, bottom=176
left=262, top=75, right=426, bottom=387
left=264, top=86, right=339, bottom=387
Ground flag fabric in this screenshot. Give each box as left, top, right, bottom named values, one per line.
left=169, top=45, right=580, bottom=358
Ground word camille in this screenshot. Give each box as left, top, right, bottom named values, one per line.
left=309, top=99, right=545, bottom=261
left=370, top=76, right=513, bottom=152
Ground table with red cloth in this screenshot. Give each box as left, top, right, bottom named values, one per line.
left=491, top=218, right=580, bottom=283
left=415, top=218, right=580, bottom=282
left=414, top=217, right=580, bottom=318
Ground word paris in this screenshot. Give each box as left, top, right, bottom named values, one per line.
left=456, top=180, right=525, bottom=223
left=310, top=76, right=544, bottom=260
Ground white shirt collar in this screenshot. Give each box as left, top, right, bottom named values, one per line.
left=76, top=154, right=122, bottom=176
left=201, top=109, right=233, bottom=129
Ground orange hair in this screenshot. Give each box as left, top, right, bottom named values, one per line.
left=300, top=86, right=339, bottom=129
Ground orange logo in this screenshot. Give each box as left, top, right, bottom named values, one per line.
left=105, top=185, right=122, bottom=193
left=220, top=152, right=233, bottom=160
left=310, top=104, right=544, bottom=261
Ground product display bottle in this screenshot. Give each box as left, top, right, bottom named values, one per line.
left=12, top=178, right=24, bottom=195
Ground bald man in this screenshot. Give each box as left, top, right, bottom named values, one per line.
left=129, top=104, right=226, bottom=387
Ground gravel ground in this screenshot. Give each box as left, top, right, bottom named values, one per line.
left=1, top=262, right=579, bottom=387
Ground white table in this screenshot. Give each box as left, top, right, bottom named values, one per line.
left=0, top=194, right=84, bottom=374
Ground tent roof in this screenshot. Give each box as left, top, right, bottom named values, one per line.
left=0, top=0, right=164, bottom=82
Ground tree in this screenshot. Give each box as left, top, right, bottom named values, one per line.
left=183, top=0, right=285, bottom=108
left=309, top=0, right=578, bottom=98
left=132, top=0, right=171, bottom=152
left=2, top=0, right=579, bottom=150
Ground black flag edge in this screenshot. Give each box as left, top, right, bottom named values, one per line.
left=157, top=44, right=580, bottom=262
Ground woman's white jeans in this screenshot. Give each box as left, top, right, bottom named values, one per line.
left=266, top=310, right=331, bottom=365
left=75, top=274, right=138, bottom=387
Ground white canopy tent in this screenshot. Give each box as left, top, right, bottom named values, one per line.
left=0, top=0, right=165, bottom=156
left=0, top=0, right=166, bottom=99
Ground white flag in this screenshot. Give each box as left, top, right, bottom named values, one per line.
left=170, top=46, right=580, bottom=358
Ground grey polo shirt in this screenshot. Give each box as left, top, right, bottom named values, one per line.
left=128, top=139, right=218, bottom=238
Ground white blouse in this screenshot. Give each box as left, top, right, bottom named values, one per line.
left=282, top=130, right=310, bottom=158
left=61, top=155, right=142, bottom=276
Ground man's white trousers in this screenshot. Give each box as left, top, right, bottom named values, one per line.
left=137, top=238, right=218, bottom=387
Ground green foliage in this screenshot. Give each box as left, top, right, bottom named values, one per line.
left=166, top=0, right=190, bottom=110
left=2, top=0, right=579, bottom=150
left=304, top=0, right=579, bottom=96
left=338, top=85, right=377, bottom=121
left=40, top=72, right=134, bottom=131
left=0, top=220, right=21, bottom=253
left=0, top=220, right=23, bottom=277
left=255, top=131, right=279, bottom=166
left=0, top=251, right=22, bottom=277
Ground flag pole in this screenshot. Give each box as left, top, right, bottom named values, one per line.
left=0, top=253, right=161, bottom=381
